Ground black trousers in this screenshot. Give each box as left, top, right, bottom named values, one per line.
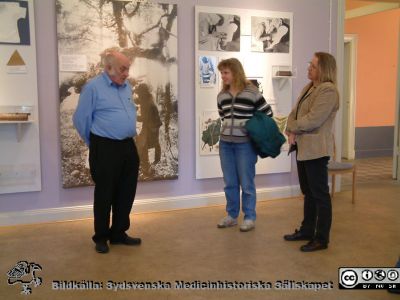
left=297, top=156, right=332, bottom=245
left=89, top=133, right=139, bottom=243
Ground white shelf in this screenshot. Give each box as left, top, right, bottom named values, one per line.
left=271, top=65, right=296, bottom=77
left=0, top=106, right=34, bottom=141
left=0, top=120, right=33, bottom=124
left=0, top=120, right=34, bottom=142
left=273, top=75, right=294, bottom=78
left=272, top=65, right=296, bottom=89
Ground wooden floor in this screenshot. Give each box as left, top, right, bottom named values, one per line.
left=342, top=156, right=393, bottom=185
left=0, top=158, right=399, bottom=300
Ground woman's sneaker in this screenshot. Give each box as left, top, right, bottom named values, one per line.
left=240, top=219, right=255, bottom=232
left=217, top=216, right=238, bottom=228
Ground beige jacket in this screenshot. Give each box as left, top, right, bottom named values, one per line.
left=286, top=81, right=339, bottom=161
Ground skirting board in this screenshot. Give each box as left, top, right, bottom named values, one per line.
left=0, top=185, right=301, bottom=226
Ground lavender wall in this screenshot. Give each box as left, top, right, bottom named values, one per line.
left=0, top=0, right=338, bottom=213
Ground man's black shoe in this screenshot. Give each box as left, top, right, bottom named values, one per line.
left=283, top=229, right=312, bottom=241
left=95, top=241, right=109, bottom=253
left=110, top=236, right=142, bottom=246
left=300, top=240, right=328, bottom=252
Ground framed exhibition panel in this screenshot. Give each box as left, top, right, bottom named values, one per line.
left=0, top=0, right=41, bottom=194
left=0, top=0, right=31, bottom=45
left=56, top=0, right=178, bottom=187
left=198, top=55, right=218, bottom=87
left=195, top=5, right=293, bottom=179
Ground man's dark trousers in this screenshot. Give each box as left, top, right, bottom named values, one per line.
left=89, top=133, right=139, bottom=243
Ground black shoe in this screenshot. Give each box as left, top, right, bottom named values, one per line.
left=95, top=241, right=109, bottom=253
left=110, top=236, right=142, bottom=246
left=284, top=229, right=312, bottom=241
left=300, top=240, right=328, bottom=252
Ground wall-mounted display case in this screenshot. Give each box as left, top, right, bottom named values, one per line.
left=272, top=65, right=296, bottom=89
left=0, top=0, right=41, bottom=194
left=0, top=106, right=34, bottom=142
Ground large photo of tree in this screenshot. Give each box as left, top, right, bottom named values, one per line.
left=57, top=0, right=178, bottom=187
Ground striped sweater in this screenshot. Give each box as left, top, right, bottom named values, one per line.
left=217, top=85, right=273, bottom=143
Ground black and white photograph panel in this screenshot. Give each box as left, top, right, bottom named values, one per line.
left=199, top=55, right=217, bottom=87
left=200, top=111, right=221, bottom=156
left=198, top=12, right=240, bottom=52
left=57, top=0, right=178, bottom=187
left=251, top=16, right=290, bottom=53
left=0, top=0, right=30, bottom=45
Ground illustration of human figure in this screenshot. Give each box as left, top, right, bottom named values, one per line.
left=254, top=18, right=289, bottom=53
left=135, top=83, right=162, bottom=175
left=254, top=20, right=273, bottom=50
left=218, top=15, right=240, bottom=51
left=199, top=13, right=223, bottom=50
left=266, top=18, right=289, bottom=53
left=200, top=56, right=215, bottom=85
left=0, top=2, right=27, bottom=44
left=199, top=13, right=239, bottom=51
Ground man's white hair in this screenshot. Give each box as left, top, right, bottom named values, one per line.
left=102, top=48, right=122, bottom=68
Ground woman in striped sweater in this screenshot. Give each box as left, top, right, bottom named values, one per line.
left=216, top=58, right=273, bottom=232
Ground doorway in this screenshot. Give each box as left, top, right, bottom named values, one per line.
left=394, top=34, right=400, bottom=180
left=342, top=34, right=357, bottom=160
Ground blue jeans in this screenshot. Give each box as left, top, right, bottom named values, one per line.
left=219, top=140, right=258, bottom=220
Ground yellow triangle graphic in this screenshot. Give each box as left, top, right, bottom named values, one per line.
left=7, top=50, right=26, bottom=66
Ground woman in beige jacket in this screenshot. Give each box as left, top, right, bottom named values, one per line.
left=283, top=52, right=339, bottom=252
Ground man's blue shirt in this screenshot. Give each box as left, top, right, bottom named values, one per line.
left=73, top=72, right=137, bottom=145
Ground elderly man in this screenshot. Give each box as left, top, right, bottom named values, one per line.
left=73, top=50, right=140, bottom=254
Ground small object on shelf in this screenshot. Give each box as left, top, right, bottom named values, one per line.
left=0, top=113, right=30, bottom=121
left=271, top=65, right=296, bottom=89
left=275, top=70, right=292, bottom=77
left=271, top=65, right=296, bottom=78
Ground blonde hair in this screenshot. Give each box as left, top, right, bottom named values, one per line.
left=217, top=58, right=250, bottom=91
left=315, top=52, right=337, bottom=85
